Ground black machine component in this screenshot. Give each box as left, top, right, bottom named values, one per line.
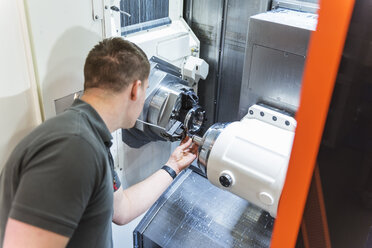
left=122, top=57, right=205, bottom=148
left=219, top=173, right=233, bottom=188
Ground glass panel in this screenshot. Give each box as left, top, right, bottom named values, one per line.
left=316, top=0, right=372, bottom=247
left=120, top=0, right=170, bottom=35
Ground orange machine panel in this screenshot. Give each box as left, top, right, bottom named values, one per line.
left=270, top=0, right=355, bottom=247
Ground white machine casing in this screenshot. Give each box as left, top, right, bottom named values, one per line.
left=206, top=104, right=296, bottom=217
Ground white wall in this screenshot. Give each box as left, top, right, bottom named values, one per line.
left=0, top=0, right=42, bottom=171
left=25, top=0, right=103, bottom=119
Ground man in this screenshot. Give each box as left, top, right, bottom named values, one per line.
left=0, top=37, right=197, bottom=247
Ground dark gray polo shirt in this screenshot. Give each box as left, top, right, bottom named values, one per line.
left=0, top=99, right=121, bottom=247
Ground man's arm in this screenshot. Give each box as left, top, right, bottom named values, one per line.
left=113, top=138, right=196, bottom=225
left=3, top=218, right=69, bottom=248
left=2, top=136, right=100, bottom=247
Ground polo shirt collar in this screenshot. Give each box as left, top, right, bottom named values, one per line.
left=70, top=98, right=113, bottom=147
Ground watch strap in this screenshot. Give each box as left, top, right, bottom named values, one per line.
left=161, top=165, right=177, bottom=179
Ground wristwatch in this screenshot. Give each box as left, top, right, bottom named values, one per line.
left=161, top=165, right=177, bottom=179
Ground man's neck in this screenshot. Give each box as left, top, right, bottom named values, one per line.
left=81, top=89, right=124, bottom=133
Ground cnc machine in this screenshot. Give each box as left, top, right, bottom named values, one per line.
left=129, top=5, right=317, bottom=248
left=6, top=0, right=369, bottom=247
left=4, top=0, right=319, bottom=247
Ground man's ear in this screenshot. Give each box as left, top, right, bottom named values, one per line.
left=130, top=80, right=142, bottom=101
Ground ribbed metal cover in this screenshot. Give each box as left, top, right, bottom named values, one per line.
left=134, top=168, right=274, bottom=248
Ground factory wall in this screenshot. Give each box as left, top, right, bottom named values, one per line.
left=25, top=0, right=103, bottom=119
left=0, top=0, right=42, bottom=171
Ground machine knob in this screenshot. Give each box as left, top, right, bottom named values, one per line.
left=258, top=192, right=274, bottom=205
left=219, top=173, right=233, bottom=188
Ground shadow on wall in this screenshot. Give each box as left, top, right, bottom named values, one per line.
left=0, top=0, right=42, bottom=171
left=1, top=28, right=101, bottom=171
left=41, top=27, right=101, bottom=119
left=0, top=90, right=39, bottom=171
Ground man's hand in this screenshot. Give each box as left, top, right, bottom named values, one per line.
left=113, top=136, right=199, bottom=225
left=165, top=137, right=198, bottom=174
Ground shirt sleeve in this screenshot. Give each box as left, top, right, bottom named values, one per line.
left=9, top=135, right=101, bottom=237
left=112, top=169, right=121, bottom=192
left=108, top=150, right=121, bottom=191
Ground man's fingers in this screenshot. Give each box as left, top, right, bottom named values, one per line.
left=190, top=144, right=198, bottom=155
left=179, top=138, right=192, bottom=149
left=180, top=135, right=190, bottom=145
left=183, top=153, right=197, bottom=165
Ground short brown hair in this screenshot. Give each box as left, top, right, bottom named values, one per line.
left=84, top=37, right=150, bottom=92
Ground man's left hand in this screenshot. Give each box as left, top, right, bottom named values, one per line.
left=165, top=137, right=198, bottom=174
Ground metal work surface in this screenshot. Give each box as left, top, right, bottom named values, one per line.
left=134, top=169, right=273, bottom=248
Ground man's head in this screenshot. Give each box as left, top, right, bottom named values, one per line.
left=84, top=37, right=150, bottom=93
left=82, top=38, right=150, bottom=130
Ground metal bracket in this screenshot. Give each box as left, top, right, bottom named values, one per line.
left=243, top=104, right=297, bottom=131
left=272, top=0, right=319, bottom=13
left=91, top=0, right=104, bottom=21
